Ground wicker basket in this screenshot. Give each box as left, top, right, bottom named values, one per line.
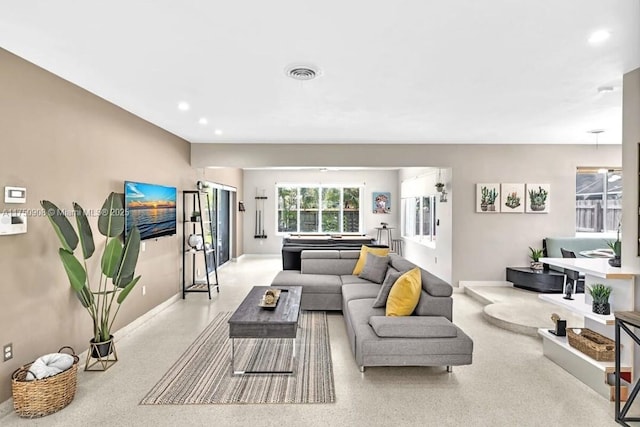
left=567, top=328, right=615, bottom=361
left=11, top=346, right=79, bottom=418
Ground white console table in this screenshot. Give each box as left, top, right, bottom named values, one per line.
left=538, top=257, right=636, bottom=400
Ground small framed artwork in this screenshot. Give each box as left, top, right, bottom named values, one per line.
left=525, top=183, right=550, bottom=213
left=476, top=183, right=500, bottom=213
left=500, top=183, right=525, bottom=213
left=372, top=192, right=391, bottom=214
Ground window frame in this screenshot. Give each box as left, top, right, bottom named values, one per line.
left=575, top=167, right=622, bottom=237
left=401, top=195, right=437, bottom=246
left=275, top=184, right=363, bottom=235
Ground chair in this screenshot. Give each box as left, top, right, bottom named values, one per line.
left=560, top=248, right=585, bottom=295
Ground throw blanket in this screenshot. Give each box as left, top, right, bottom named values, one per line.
left=25, top=353, right=74, bottom=381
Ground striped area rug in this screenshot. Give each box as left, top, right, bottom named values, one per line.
left=140, top=311, right=335, bottom=404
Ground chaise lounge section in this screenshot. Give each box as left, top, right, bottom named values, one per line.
left=271, top=249, right=473, bottom=371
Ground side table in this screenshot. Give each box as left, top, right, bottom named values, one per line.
left=375, top=227, right=394, bottom=246
left=615, top=311, right=640, bottom=425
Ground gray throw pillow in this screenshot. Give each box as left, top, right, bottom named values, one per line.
left=358, top=253, right=389, bottom=284
left=372, top=270, right=403, bottom=308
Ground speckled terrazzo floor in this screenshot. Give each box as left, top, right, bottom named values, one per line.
left=0, top=256, right=622, bottom=426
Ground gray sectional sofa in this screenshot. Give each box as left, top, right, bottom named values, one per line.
left=271, top=249, right=473, bottom=372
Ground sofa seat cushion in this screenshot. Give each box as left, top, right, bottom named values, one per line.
left=347, top=299, right=473, bottom=357
left=342, top=283, right=381, bottom=303
left=369, top=316, right=458, bottom=338
left=271, top=270, right=342, bottom=294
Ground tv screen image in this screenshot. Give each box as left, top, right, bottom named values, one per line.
left=124, top=181, right=177, bottom=240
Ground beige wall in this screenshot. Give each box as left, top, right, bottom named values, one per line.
left=0, top=49, right=242, bottom=402
left=622, top=68, right=640, bottom=305
left=193, top=143, right=621, bottom=285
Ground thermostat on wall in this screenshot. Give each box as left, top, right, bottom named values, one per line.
left=5, top=186, right=26, bottom=203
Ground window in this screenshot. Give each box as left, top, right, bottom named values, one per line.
left=576, top=168, right=622, bottom=234
left=277, top=185, right=362, bottom=233
left=402, top=195, right=436, bottom=242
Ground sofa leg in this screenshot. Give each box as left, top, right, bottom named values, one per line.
left=359, top=366, right=365, bottom=373
left=446, top=365, right=453, bottom=373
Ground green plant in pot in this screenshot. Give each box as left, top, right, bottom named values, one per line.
left=41, top=193, right=141, bottom=367
left=587, top=284, right=612, bottom=315
left=190, top=210, right=201, bottom=222
left=529, top=247, right=544, bottom=271
left=606, top=222, right=622, bottom=267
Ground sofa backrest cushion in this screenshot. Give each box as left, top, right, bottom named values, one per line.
left=388, top=253, right=452, bottom=297
left=301, top=250, right=359, bottom=275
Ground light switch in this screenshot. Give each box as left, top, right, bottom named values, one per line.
left=5, top=187, right=26, bottom=204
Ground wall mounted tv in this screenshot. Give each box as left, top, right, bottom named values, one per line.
left=124, top=181, right=177, bottom=240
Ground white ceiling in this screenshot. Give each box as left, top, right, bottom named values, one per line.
left=1, top=1, right=638, bottom=145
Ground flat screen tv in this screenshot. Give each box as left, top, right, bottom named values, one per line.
left=124, top=181, right=177, bottom=240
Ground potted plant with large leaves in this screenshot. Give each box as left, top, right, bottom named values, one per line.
left=41, top=193, right=141, bottom=369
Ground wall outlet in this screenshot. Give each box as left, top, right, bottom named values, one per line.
left=142, top=285, right=146, bottom=296
left=141, top=242, right=146, bottom=252
left=196, top=268, right=201, bottom=277
left=3, top=343, right=13, bottom=362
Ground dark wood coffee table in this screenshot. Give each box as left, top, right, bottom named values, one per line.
left=228, top=286, right=302, bottom=375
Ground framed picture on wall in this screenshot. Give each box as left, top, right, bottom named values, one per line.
left=372, top=192, right=391, bottom=214
left=500, top=183, right=525, bottom=213
left=476, top=183, right=500, bottom=213
left=525, top=183, right=550, bottom=213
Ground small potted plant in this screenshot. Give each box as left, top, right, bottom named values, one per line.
left=190, top=211, right=201, bottom=222
left=607, top=222, right=622, bottom=267
left=435, top=182, right=445, bottom=193
left=529, top=247, right=544, bottom=271
left=588, top=284, right=612, bottom=315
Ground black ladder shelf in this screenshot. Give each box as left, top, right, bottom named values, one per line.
left=182, top=190, right=219, bottom=299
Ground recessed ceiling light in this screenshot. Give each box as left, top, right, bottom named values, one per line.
left=597, top=86, right=615, bottom=93
left=198, top=117, right=208, bottom=125
left=588, top=30, right=610, bottom=44
left=214, top=129, right=223, bottom=136
left=178, top=101, right=190, bottom=111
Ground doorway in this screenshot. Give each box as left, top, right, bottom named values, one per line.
left=206, top=182, right=236, bottom=267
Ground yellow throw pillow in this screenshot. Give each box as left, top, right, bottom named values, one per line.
left=352, top=246, right=390, bottom=275
left=385, top=267, right=422, bottom=316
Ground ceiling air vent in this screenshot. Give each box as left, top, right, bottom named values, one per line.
left=286, top=65, right=319, bottom=81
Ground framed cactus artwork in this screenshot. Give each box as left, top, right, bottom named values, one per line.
left=476, top=183, right=500, bottom=213
left=525, top=183, right=550, bottom=213
left=500, top=183, right=525, bottom=213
